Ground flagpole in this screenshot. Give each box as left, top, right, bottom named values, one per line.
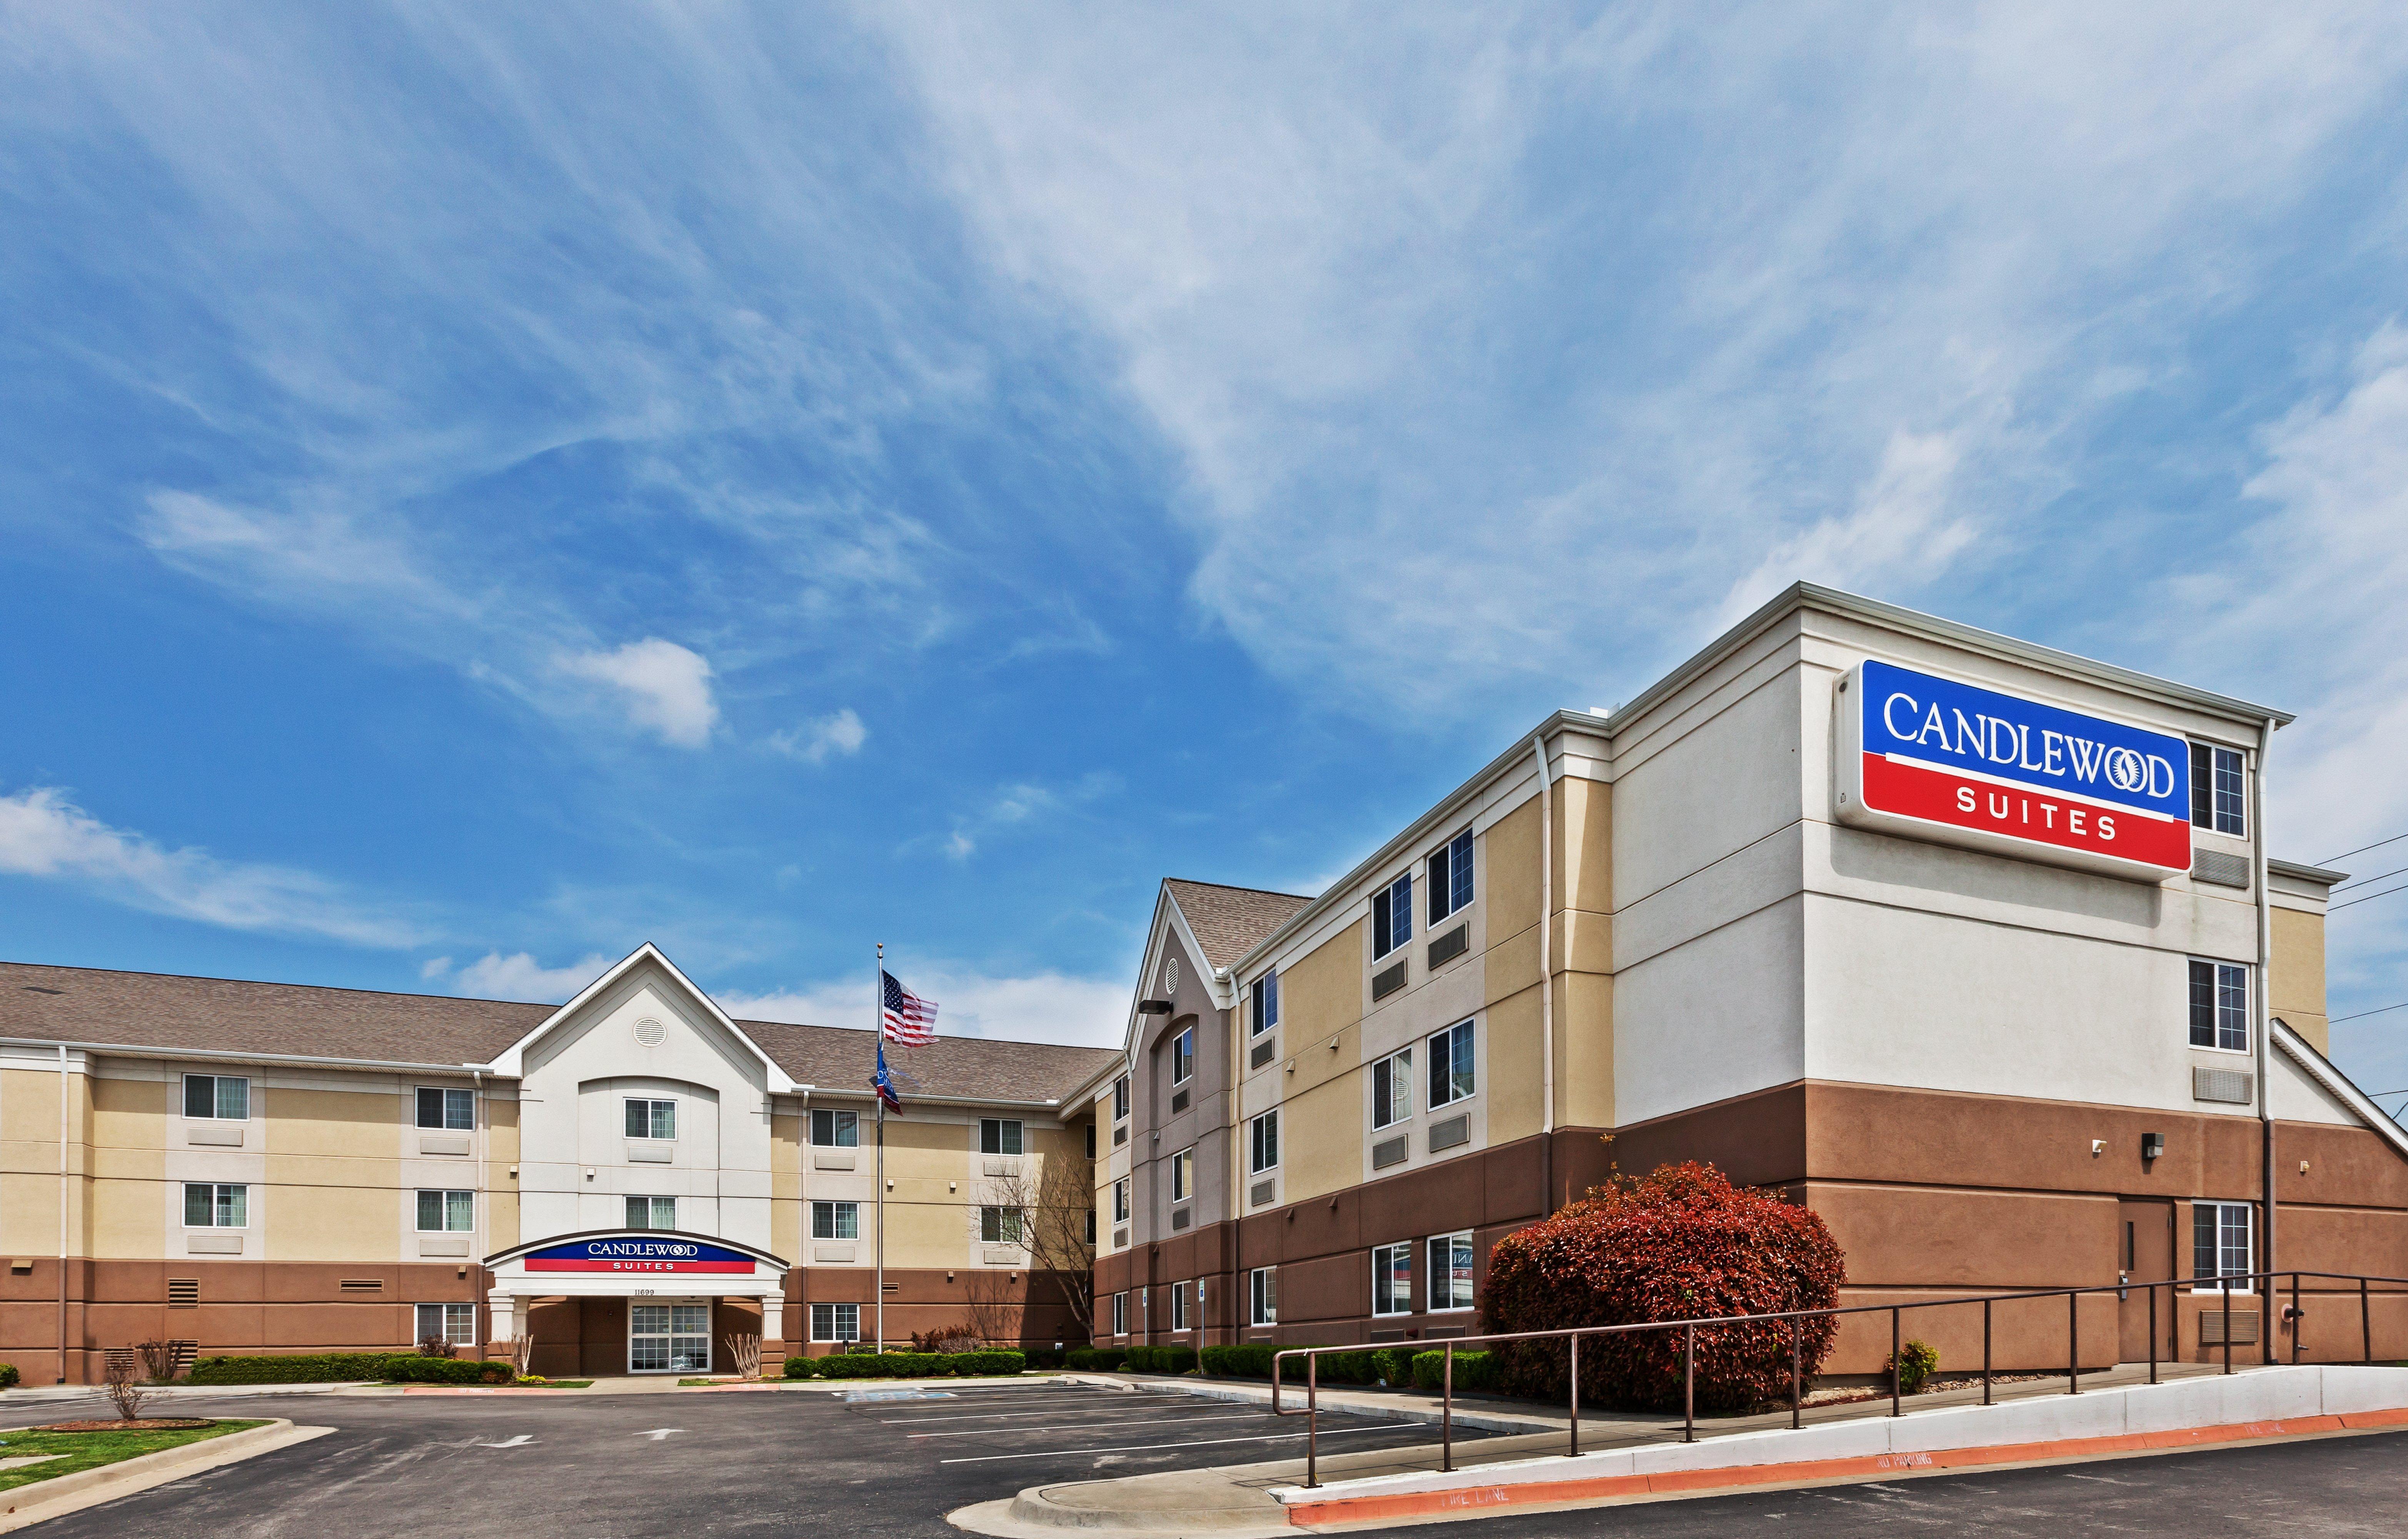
left=875, top=941, right=886, bottom=1356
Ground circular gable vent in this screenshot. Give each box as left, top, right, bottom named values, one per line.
left=632, top=1017, right=668, bottom=1047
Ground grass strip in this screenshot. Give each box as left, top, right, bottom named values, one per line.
left=0, top=1419, right=267, bottom=1493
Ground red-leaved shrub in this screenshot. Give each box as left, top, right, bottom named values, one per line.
left=1481, top=1162, right=1844, bottom=1411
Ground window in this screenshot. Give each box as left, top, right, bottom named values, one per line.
left=183, top=1074, right=248, bottom=1120
left=2190, top=743, right=2246, bottom=836
left=1172, top=1147, right=1195, bottom=1202
left=1113, top=1075, right=1130, bottom=1121
left=2189, top=961, right=2249, bottom=1052
left=1171, top=1027, right=1195, bottom=1085
left=981, top=1206, right=1025, bottom=1245
left=812, top=1302, right=861, bottom=1343
left=184, top=1183, right=247, bottom=1228
left=1428, top=1231, right=1475, bottom=1311
left=980, top=1118, right=1024, bottom=1155
left=810, top=1109, right=859, bottom=1147
left=624, top=1098, right=676, bottom=1140
left=416, top=1190, right=474, bottom=1232
left=1085, top=1123, right=1097, bottom=1158
left=1372, top=1046, right=1414, bottom=1129
left=1429, top=1020, right=1476, bottom=1108
left=1250, top=970, right=1281, bottom=1037
left=1172, top=1280, right=1191, bottom=1332
left=1371, top=873, right=1413, bottom=960
left=630, top=1302, right=710, bottom=1373
left=2192, top=1201, right=2255, bottom=1292
left=415, top=1087, right=473, bottom=1131
left=1427, top=827, right=1474, bottom=924
left=1111, top=1291, right=1128, bottom=1335
left=1113, top=1177, right=1131, bottom=1223
left=812, top=1201, right=859, bottom=1240
left=1250, top=1266, right=1278, bottom=1325
left=1250, top=1109, right=1280, bottom=1174
left=416, top=1302, right=476, bottom=1347
left=625, top=1195, right=677, bottom=1230
left=1372, top=1242, right=1414, bottom=1316
left=1086, top=1208, right=1097, bottom=1245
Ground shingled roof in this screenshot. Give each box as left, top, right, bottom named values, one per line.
left=0, top=960, right=1117, bottom=1104
left=1161, top=879, right=1312, bottom=971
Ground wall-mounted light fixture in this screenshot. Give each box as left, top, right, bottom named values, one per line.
left=2141, top=1133, right=2165, bottom=1161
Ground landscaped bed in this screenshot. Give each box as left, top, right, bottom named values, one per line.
left=0, top=1419, right=266, bottom=1494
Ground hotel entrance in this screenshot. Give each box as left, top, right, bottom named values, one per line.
left=630, top=1300, right=712, bottom=1374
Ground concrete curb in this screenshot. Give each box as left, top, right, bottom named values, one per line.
left=0, top=1417, right=333, bottom=1533
left=1125, top=1379, right=1557, bottom=1437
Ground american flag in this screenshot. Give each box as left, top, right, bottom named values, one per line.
left=880, top=970, right=938, bottom=1045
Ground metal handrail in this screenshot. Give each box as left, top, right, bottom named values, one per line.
left=1267, top=1268, right=2408, bottom=1488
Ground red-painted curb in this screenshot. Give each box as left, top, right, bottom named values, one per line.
left=1279, top=1405, right=2408, bottom=1525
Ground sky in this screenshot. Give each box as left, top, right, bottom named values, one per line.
left=3, top=4, right=2408, bottom=1097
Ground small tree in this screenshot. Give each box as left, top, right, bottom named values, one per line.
left=417, top=1335, right=458, bottom=1360
left=979, top=1141, right=1097, bottom=1341
left=962, top=1273, right=1021, bottom=1347
left=134, top=1340, right=182, bottom=1383
left=722, top=1333, right=762, bottom=1379
left=103, top=1355, right=150, bottom=1423
left=1482, top=1161, right=1846, bottom=1412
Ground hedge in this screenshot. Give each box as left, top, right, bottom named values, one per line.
left=1121, top=1345, right=1197, bottom=1374
left=1066, top=1346, right=1126, bottom=1371
left=1410, top=1350, right=1499, bottom=1394
left=385, top=1355, right=515, bottom=1384
left=805, top=1350, right=1026, bottom=1379
left=783, top=1355, right=818, bottom=1378
left=0, top=1362, right=18, bottom=1389
left=190, top=1352, right=403, bottom=1385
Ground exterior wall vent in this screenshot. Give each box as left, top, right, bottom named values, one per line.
left=1372, top=1134, right=1410, bottom=1170
left=2200, top=1309, right=2260, bottom=1345
left=1251, top=1037, right=1278, bottom=1070
left=632, top=1016, right=668, bottom=1047
left=1112, top=1227, right=1129, bottom=1249
left=1371, top=961, right=1407, bottom=1002
left=1170, top=1207, right=1191, bottom=1231
left=168, top=1278, right=200, bottom=1307
left=1171, top=1089, right=1190, bottom=1115
left=339, top=1278, right=384, bottom=1292
left=1427, top=923, right=1469, bottom=969
left=2193, top=1068, right=2255, bottom=1104
left=2190, top=851, right=2251, bottom=889
left=1429, top=1115, right=1471, bottom=1153
left=1114, top=1124, right=1128, bottom=1146
left=1250, top=1178, right=1277, bottom=1208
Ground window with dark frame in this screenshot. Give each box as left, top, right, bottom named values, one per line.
left=1250, top=970, right=1281, bottom=1037
left=415, top=1087, right=473, bottom=1130
left=1371, top=873, right=1413, bottom=960
left=1427, top=827, right=1474, bottom=924
left=183, top=1074, right=248, bottom=1120
left=1372, top=1046, right=1414, bottom=1128
left=1250, top=1109, right=1279, bottom=1173
left=1113, top=1076, right=1130, bottom=1121
left=2189, top=743, right=2246, bottom=836
left=2188, top=960, right=2248, bottom=1052
left=810, top=1108, right=859, bottom=1147
left=1428, top=1020, right=1476, bottom=1107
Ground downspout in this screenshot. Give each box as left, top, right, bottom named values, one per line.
left=56, top=1044, right=68, bottom=1384
left=1534, top=734, right=1556, bottom=1216
left=1225, top=971, right=1240, bottom=1350
left=473, top=1068, right=486, bottom=1357
left=2253, top=716, right=2275, bottom=1363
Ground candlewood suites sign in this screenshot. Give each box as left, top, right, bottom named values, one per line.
left=523, top=1236, right=759, bottom=1274
left=1836, top=659, right=2192, bottom=881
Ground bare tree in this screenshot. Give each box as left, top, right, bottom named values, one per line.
left=134, top=1340, right=181, bottom=1384
left=722, top=1332, right=762, bottom=1379
left=417, top=1335, right=458, bottom=1359
left=103, top=1355, right=150, bottom=1423
left=977, top=1140, right=1097, bottom=1342
left=507, top=1327, right=535, bottom=1378
left=961, top=1272, right=1022, bottom=1347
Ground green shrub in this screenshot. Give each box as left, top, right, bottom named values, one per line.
left=1022, top=1348, right=1066, bottom=1370
left=948, top=1350, right=1024, bottom=1377
left=1410, top=1350, right=1500, bottom=1394
left=1123, top=1345, right=1197, bottom=1374
left=1887, top=1339, right=1940, bottom=1395
left=814, top=1352, right=947, bottom=1379
left=384, top=1355, right=514, bottom=1384
left=1311, top=1350, right=1381, bottom=1385
left=189, top=1352, right=400, bottom=1385
left=782, top=1355, right=819, bottom=1379
left=0, top=1362, right=18, bottom=1389
left=1066, top=1347, right=1126, bottom=1371
left=1374, top=1348, right=1420, bottom=1387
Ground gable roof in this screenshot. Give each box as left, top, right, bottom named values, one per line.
left=0, top=958, right=1116, bottom=1105
left=1161, top=880, right=1311, bottom=972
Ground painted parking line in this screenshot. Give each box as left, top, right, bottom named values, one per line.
left=880, top=1402, right=1257, bottom=1427
left=938, top=1422, right=1399, bottom=1464
left=906, top=1412, right=1269, bottom=1439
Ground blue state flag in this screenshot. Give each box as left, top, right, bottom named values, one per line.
left=873, top=1041, right=904, bottom=1113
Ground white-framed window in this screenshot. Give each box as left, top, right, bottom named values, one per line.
left=1428, top=1020, right=1476, bottom=1108
left=1111, top=1291, right=1128, bottom=1335
left=624, top=1098, right=676, bottom=1140
left=416, top=1190, right=474, bottom=1232
left=415, top=1087, right=473, bottom=1131
left=1171, top=1027, right=1195, bottom=1085
left=1372, top=1046, right=1414, bottom=1129
left=1250, top=970, right=1281, bottom=1037
left=416, top=1302, right=477, bottom=1347
left=625, top=1195, right=676, bottom=1230
left=1172, top=1146, right=1195, bottom=1202
left=981, top=1206, right=1025, bottom=1244
left=810, top=1108, right=859, bottom=1147
left=183, top=1182, right=246, bottom=1228
left=183, top=1073, right=248, bottom=1120
left=1427, top=827, right=1474, bottom=925
left=812, top=1302, right=861, bottom=1342
left=981, top=1117, right=1024, bottom=1155
left=2191, top=1201, right=2256, bottom=1292
left=1172, top=1280, right=1191, bottom=1332
left=1250, top=1110, right=1280, bottom=1174
left=2188, top=960, right=2249, bottom=1053
left=1427, top=1230, right=1475, bottom=1311
left=1250, top=1266, right=1277, bottom=1325
left=1372, top=1242, right=1414, bottom=1316
left=1113, top=1177, right=1131, bottom=1223
left=1371, top=872, right=1413, bottom=960
left=2190, top=743, right=2246, bottom=836
left=812, top=1200, right=859, bottom=1240
left=1113, top=1076, right=1130, bottom=1121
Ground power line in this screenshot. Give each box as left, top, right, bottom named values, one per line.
left=2331, top=880, right=2408, bottom=913
left=2336, top=862, right=2408, bottom=894
left=2333, top=1002, right=2408, bottom=1026
left=2322, top=831, right=2408, bottom=866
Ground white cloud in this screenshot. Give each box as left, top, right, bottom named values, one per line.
left=937, top=773, right=1119, bottom=862
left=442, top=950, right=613, bottom=1003
left=1716, top=430, right=1971, bottom=628
left=419, top=955, right=453, bottom=979
left=720, top=965, right=1126, bottom=1048
left=769, top=707, right=867, bottom=764
left=0, top=786, right=421, bottom=947
left=557, top=639, right=720, bottom=748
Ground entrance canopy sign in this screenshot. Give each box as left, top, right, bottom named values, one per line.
left=524, top=1235, right=758, bottom=1274
left=1836, top=658, right=2193, bottom=882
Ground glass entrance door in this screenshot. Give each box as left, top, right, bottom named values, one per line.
left=629, top=1302, right=712, bottom=1373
